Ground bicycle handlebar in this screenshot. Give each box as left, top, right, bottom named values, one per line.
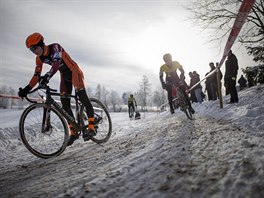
left=24, top=84, right=57, bottom=103
left=29, top=84, right=57, bottom=94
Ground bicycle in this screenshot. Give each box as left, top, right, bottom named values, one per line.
left=128, top=105, right=135, bottom=120
left=171, top=84, right=193, bottom=120
left=19, top=84, right=112, bottom=159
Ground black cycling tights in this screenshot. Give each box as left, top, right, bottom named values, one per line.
left=60, top=89, right=94, bottom=122
left=76, top=89, right=94, bottom=118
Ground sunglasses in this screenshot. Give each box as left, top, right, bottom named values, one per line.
left=29, top=45, right=38, bottom=52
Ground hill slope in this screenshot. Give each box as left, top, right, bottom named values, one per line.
left=0, top=84, right=264, bottom=198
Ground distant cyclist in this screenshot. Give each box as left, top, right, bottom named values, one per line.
left=18, top=32, right=96, bottom=146
left=128, top=94, right=137, bottom=118
left=159, top=53, right=195, bottom=114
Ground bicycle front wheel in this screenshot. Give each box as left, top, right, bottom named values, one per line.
left=19, top=103, right=69, bottom=159
left=183, top=108, right=193, bottom=120
left=81, top=98, right=112, bottom=144
left=177, top=89, right=193, bottom=120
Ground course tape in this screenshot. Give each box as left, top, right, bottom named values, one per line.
left=160, top=0, right=255, bottom=109
left=0, top=94, right=42, bottom=102
left=0, top=94, right=21, bottom=100
left=188, top=0, right=256, bottom=92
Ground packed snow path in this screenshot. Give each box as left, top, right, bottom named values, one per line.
left=0, top=110, right=263, bottom=198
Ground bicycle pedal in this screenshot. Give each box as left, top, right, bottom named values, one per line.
left=83, top=131, right=96, bottom=141
left=83, top=136, right=90, bottom=141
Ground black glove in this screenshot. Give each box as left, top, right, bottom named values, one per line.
left=162, top=82, right=167, bottom=90
left=38, top=74, right=50, bottom=86
left=180, top=74, right=185, bottom=81
left=18, top=85, right=32, bottom=98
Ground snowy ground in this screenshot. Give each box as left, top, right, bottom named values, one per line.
left=0, top=84, right=264, bottom=198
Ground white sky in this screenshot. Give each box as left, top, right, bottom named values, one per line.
left=0, top=0, right=257, bottom=94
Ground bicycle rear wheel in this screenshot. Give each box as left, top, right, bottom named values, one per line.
left=19, top=103, right=68, bottom=159
left=81, top=98, right=112, bottom=144
left=129, top=107, right=134, bottom=120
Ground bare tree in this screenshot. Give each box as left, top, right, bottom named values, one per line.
left=86, top=87, right=94, bottom=98
left=0, top=85, right=16, bottom=108
left=108, top=90, right=121, bottom=112
left=95, top=84, right=102, bottom=100
left=93, top=84, right=110, bottom=108
left=101, top=86, right=109, bottom=108
left=152, top=87, right=167, bottom=109
left=185, top=0, right=264, bottom=62
left=122, top=92, right=128, bottom=105
left=138, top=75, right=152, bottom=111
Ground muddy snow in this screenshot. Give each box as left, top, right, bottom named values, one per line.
left=0, top=84, right=264, bottom=198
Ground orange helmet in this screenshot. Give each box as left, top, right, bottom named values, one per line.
left=26, top=33, right=44, bottom=48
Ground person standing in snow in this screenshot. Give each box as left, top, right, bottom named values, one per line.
left=238, top=75, right=247, bottom=90
left=190, top=71, right=203, bottom=103
left=205, top=72, right=213, bottom=100
left=159, top=53, right=195, bottom=114
left=208, top=62, right=218, bottom=100
left=225, top=50, right=239, bottom=103
left=18, top=32, right=96, bottom=146
left=188, top=72, right=197, bottom=103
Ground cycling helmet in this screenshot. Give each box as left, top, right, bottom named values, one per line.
left=163, top=53, right=172, bottom=62
left=26, top=32, right=44, bottom=48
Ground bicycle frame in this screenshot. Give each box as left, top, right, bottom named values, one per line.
left=171, top=84, right=193, bottom=119
left=42, top=87, right=83, bottom=133
left=171, top=85, right=179, bottom=108
left=128, top=105, right=135, bottom=119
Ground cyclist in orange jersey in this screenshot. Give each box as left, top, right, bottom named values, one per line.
left=18, top=32, right=95, bottom=146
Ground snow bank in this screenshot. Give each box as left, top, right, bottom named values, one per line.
left=0, top=84, right=263, bottom=198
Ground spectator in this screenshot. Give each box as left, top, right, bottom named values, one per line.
left=188, top=72, right=197, bottom=103
left=224, top=79, right=230, bottom=95
left=238, top=75, right=247, bottom=90
left=215, top=62, right=223, bottom=98
left=190, top=71, right=203, bottom=103
left=208, top=62, right=218, bottom=100
left=205, top=72, right=213, bottom=100
left=225, top=50, right=239, bottom=103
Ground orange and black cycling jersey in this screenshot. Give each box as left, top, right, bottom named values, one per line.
left=159, top=61, right=183, bottom=84
left=28, top=43, right=85, bottom=90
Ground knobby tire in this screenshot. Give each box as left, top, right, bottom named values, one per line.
left=177, top=88, right=193, bottom=120
left=19, top=103, right=69, bottom=159
left=80, top=98, right=112, bottom=144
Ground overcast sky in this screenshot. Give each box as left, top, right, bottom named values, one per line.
left=0, top=0, right=257, bottom=95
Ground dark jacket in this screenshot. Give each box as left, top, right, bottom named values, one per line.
left=225, top=53, right=239, bottom=78
left=207, top=66, right=223, bottom=84
left=190, top=73, right=202, bottom=89
left=238, top=76, right=247, bottom=87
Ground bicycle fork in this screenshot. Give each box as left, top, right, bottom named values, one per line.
left=42, top=104, right=52, bottom=133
